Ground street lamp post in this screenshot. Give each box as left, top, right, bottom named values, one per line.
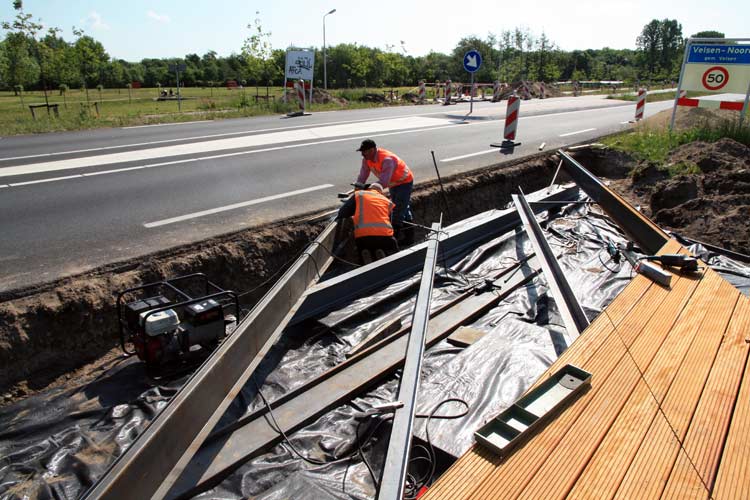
left=323, top=8, right=336, bottom=90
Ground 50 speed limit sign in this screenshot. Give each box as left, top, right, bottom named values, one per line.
left=702, top=66, right=730, bottom=91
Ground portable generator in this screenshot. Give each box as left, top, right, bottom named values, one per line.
left=117, top=273, right=239, bottom=374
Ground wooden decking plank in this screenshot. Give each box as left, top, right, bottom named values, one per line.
left=615, top=410, right=682, bottom=498
left=567, top=380, right=659, bottom=499
left=711, top=297, right=750, bottom=500
left=660, top=277, right=739, bottom=440
left=661, top=448, right=709, bottom=500
left=641, top=269, right=725, bottom=402
left=682, top=295, right=750, bottom=488
left=468, top=333, right=628, bottom=499
left=518, top=355, right=642, bottom=499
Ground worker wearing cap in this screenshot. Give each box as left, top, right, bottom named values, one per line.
left=337, top=183, right=399, bottom=264
left=355, top=139, right=414, bottom=244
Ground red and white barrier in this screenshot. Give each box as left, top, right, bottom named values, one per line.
left=472, top=83, right=478, bottom=98
left=444, top=79, right=452, bottom=105
left=418, top=80, right=426, bottom=102
left=295, top=79, right=305, bottom=111
left=522, top=83, right=531, bottom=100
left=677, top=97, right=744, bottom=111
left=540, top=82, right=546, bottom=99
left=678, top=89, right=687, bottom=99
left=635, top=88, right=646, bottom=121
left=504, top=95, right=520, bottom=141
left=493, top=81, right=501, bottom=102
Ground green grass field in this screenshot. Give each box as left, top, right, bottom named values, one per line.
left=0, top=85, right=423, bottom=136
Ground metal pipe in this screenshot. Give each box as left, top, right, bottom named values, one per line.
left=378, top=219, right=442, bottom=499
left=513, top=190, right=589, bottom=336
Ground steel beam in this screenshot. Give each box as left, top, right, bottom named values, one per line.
left=165, top=255, right=542, bottom=499
left=378, top=221, right=441, bottom=500
left=513, top=190, right=590, bottom=336
left=557, top=150, right=669, bottom=254
left=83, top=220, right=338, bottom=500
left=292, top=184, right=580, bottom=325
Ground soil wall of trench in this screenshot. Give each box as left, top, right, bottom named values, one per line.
left=0, top=151, right=569, bottom=398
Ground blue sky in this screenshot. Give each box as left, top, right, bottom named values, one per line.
left=2, top=0, right=747, bottom=62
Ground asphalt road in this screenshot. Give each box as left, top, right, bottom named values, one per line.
left=0, top=95, right=674, bottom=292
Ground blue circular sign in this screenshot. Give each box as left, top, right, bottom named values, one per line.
left=463, top=50, right=482, bottom=73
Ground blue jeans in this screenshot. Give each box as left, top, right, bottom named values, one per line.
left=389, top=181, right=413, bottom=229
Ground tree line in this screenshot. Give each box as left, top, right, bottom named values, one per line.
left=0, top=2, right=724, bottom=92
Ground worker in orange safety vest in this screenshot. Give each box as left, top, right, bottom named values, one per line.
left=337, top=182, right=399, bottom=264
left=354, top=139, right=415, bottom=245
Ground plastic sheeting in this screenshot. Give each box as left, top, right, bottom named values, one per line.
left=2, top=198, right=749, bottom=500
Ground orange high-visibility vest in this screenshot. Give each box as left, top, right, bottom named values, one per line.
left=365, top=149, right=413, bottom=188
left=353, top=189, right=395, bottom=238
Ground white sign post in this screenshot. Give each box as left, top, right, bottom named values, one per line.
left=284, top=48, right=316, bottom=107
left=671, top=38, right=750, bottom=129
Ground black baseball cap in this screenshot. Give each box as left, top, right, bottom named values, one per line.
left=356, top=139, right=376, bottom=151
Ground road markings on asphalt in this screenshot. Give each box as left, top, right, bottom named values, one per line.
left=0, top=116, right=447, bottom=178
left=143, top=184, right=335, bottom=228
left=0, top=123, right=463, bottom=188
left=441, top=149, right=498, bottom=162
left=123, top=120, right=213, bottom=129
left=559, top=128, right=596, bottom=137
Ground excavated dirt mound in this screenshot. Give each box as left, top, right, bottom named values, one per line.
left=282, top=89, right=348, bottom=106
left=0, top=153, right=558, bottom=405
left=572, top=138, right=750, bottom=254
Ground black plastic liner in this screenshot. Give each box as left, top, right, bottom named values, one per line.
left=2, top=199, right=749, bottom=500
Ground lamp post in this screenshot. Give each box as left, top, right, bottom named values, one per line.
left=323, top=8, right=336, bottom=90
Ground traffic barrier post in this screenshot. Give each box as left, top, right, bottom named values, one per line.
left=635, top=88, right=646, bottom=121
left=418, top=80, right=426, bottom=102
left=444, top=80, right=452, bottom=105
left=490, top=93, right=521, bottom=150
left=296, top=79, right=305, bottom=111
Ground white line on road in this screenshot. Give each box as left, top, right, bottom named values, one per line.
left=441, top=149, right=498, bottom=162
left=559, top=128, right=596, bottom=137
left=0, top=116, right=447, bottom=178
left=620, top=121, right=631, bottom=124
left=143, top=184, right=335, bottom=228
left=122, top=120, right=213, bottom=129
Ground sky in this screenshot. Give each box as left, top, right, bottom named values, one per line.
left=1, top=0, right=748, bottom=62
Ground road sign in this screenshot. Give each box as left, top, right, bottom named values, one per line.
left=463, top=50, right=482, bottom=73
left=285, top=50, right=315, bottom=81
left=168, top=63, right=187, bottom=73
left=680, top=43, right=750, bottom=93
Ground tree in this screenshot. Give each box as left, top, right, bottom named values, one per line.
left=691, top=30, right=725, bottom=39
left=636, top=19, right=683, bottom=80
left=242, top=11, right=273, bottom=87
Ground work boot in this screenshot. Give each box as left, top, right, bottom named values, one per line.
left=374, top=249, right=386, bottom=261
left=361, top=249, right=373, bottom=265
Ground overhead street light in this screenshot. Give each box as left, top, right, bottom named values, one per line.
left=323, top=8, right=336, bottom=90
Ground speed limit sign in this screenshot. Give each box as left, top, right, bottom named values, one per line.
left=701, top=66, right=729, bottom=91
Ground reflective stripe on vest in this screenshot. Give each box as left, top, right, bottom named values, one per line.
left=353, top=190, right=394, bottom=238
left=365, top=148, right=413, bottom=187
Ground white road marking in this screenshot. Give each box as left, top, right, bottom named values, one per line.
left=0, top=113, right=448, bottom=162
left=144, top=184, right=334, bottom=228
left=559, top=128, right=596, bottom=137
left=441, top=149, right=498, bottom=162
left=0, top=123, right=462, bottom=189
left=0, top=116, right=447, bottom=178
left=620, top=121, right=630, bottom=124
left=122, top=120, right=213, bottom=129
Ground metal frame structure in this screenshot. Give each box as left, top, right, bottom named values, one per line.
left=513, top=190, right=589, bottom=336
left=292, top=185, right=580, bottom=324
left=83, top=220, right=339, bottom=500
left=557, top=150, right=669, bottom=254
left=84, top=153, right=678, bottom=498
left=378, top=220, right=442, bottom=499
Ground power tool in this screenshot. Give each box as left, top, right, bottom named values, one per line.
left=117, top=273, right=239, bottom=375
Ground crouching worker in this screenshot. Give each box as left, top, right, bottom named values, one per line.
left=337, top=183, right=399, bottom=264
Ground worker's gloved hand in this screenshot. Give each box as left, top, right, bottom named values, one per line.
left=352, top=182, right=371, bottom=190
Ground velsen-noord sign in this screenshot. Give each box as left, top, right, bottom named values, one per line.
left=682, top=43, right=750, bottom=93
